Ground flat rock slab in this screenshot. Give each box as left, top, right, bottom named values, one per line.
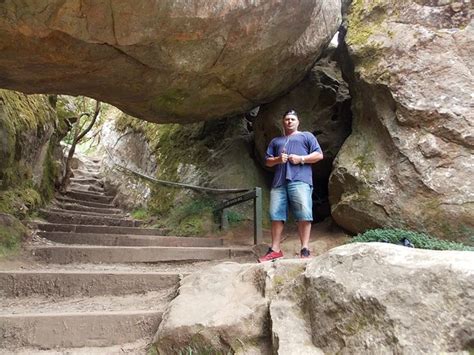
left=0, top=271, right=183, bottom=297
left=31, top=245, right=254, bottom=264
left=38, top=231, right=224, bottom=247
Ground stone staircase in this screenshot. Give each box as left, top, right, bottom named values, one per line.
left=0, top=158, right=254, bottom=353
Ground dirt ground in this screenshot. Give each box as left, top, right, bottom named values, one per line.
left=220, top=216, right=351, bottom=258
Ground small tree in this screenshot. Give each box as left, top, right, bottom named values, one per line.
left=59, top=100, right=101, bottom=193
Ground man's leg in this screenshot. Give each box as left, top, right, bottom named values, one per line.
left=297, top=221, right=311, bottom=250
left=271, top=221, right=285, bottom=252
left=287, top=182, right=313, bottom=255
left=258, top=186, right=287, bottom=262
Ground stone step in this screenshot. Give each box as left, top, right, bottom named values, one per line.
left=69, top=183, right=105, bottom=193
left=0, top=288, right=169, bottom=349
left=70, top=177, right=104, bottom=185
left=53, top=202, right=123, bottom=215
left=0, top=270, right=182, bottom=297
left=38, top=231, right=224, bottom=247
left=31, top=245, right=254, bottom=264
left=40, top=210, right=139, bottom=227
left=72, top=169, right=100, bottom=178
left=46, top=207, right=126, bottom=218
left=66, top=190, right=113, bottom=204
left=37, top=223, right=169, bottom=236
left=0, top=339, right=150, bottom=355
left=56, top=195, right=116, bottom=209
left=1, top=311, right=162, bottom=349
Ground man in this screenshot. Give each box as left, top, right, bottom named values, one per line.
left=258, top=109, right=323, bottom=262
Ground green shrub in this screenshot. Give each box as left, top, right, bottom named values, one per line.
left=131, top=208, right=150, bottom=220
left=351, top=228, right=473, bottom=251
left=165, top=196, right=217, bottom=236
left=227, top=210, right=244, bottom=226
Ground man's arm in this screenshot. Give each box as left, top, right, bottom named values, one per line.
left=266, top=154, right=288, bottom=167
left=288, top=151, right=323, bottom=165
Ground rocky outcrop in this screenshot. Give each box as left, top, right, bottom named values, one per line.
left=0, top=0, right=341, bottom=123
left=253, top=51, right=352, bottom=219
left=152, top=243, right=474, bottom=354
left=329, top=1, right=473, bottom=240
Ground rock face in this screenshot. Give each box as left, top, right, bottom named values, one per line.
left=253, top=50, right=352, bottom=219
left=0, top=0, right=341, bottom=123
left=152, top=243, right=473, bottom=354
left=329, top=0, right=474, bottom=240
left=99, top=107, right=157, bottom=209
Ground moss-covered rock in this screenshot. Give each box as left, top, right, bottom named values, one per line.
left=0, top=89, right=66, bottom=219
left=0, top=213, right=28, bottom=257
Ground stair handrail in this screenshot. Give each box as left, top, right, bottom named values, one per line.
left=102, top=145, right=263, bottom=244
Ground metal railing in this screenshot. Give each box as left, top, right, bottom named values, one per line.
left=103, top=147, right=263, bottom=245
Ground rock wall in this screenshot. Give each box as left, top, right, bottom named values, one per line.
left=152, top=243, right=474, bottom=354
left=0, top=89, right=65, bottom=217
left=98, top=109, right=270, bottom=235
left=0, top=89, right=66, bottom=254
left=0, top=0, right=341, bottom=122
left=329, top=0, right=473, bottom=241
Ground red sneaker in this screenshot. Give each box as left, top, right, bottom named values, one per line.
left=258, top=248, right=283, bottom=263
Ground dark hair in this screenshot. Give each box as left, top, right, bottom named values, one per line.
left=283, top=109, right=298, bottom=118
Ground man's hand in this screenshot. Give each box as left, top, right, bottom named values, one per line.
left=280, top=153, right=288, bottom=164
left=288, top=154, right=303, bottom=164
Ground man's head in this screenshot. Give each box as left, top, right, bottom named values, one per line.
left=282, top=109, right=299, bottom=134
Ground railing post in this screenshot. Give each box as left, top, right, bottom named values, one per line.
left=254, top=187, right=262, bottom=245
left=220, top=209, right=229, bottom=231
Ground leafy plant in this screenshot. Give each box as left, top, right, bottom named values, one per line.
left=351, top=228, right=473, bottom=251
left=131, top=208, right=150, bottom=220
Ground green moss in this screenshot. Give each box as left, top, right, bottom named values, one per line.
left=146, top=345, right=159, bottom=355
left=131, top=208, right=150, bottom=220
left=346, top=0, right=392, bottom=76
left=351, top=228, right=473, bottom=251
left=39, top=142, right=59, bottom=202
left=0, top=214, right=27, bottom=257
left=0, top=89, right=66, bottom=219
left=152, top=88, right=190, bottom=114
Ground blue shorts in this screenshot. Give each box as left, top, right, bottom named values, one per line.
left=269, top=181, right=313, bottom=222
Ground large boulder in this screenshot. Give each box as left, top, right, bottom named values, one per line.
left=152, top=243, right=473, bottom=354
left=305, top=243, right=473, bottom=353
left=153, top=262, right=271, bottom=354
left=0, top=0, right=341, bottom=123
left=329, top=0, right=474, bottom=240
